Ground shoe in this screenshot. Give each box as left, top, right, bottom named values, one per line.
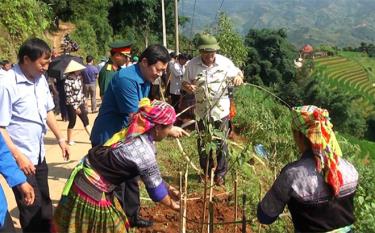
left=214, top=175, right=225, bottom=186
left=130, top=217, right=153, bottom=228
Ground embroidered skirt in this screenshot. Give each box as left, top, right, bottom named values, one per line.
left=52, top=160, right=129, bottom=233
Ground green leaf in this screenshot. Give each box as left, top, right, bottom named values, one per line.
left=358, top=195, right=364, bottom=205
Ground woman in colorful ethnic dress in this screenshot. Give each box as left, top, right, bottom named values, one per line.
left=52, top=99, right=181, bottom=233
left=257, top=106, right=358, bottom=233
left=64, top=60, right=91, bottom=145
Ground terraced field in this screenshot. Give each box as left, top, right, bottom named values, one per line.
left=314, top=55, right=375, bottom=115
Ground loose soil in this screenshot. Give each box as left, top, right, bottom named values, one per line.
left=136, top=191, right=252, bottom=233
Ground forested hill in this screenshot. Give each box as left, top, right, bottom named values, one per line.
left=180, top=0, right=375, bottom=47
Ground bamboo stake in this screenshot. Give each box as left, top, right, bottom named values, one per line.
left=257, top=182, right=262, bottom=233
left=176, top=138, right=201, bottom=173
left=209, top=201, right=214, bottom=233
left=179, top=171, right=184, bottom=233
left=180, top=119, right=196, bottom=129
left=209, top=169, right=215, bottom=202
left=176, top=105, right=195, bottom=118
left=183, top=164, right=188, bottom=233
left=234, top=171, right=238, bottom=233
left=242, top=194, right=247, bottom=233
left=200, top=152, right=211, bottom=233
left=208, top=168, right=215, bottom=233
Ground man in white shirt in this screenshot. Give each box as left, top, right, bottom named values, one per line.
left=169, top=53, right=188, bottom=112
left=0, top=60, right=12, bottom=74
left=182, top=33, right=243, bottom=185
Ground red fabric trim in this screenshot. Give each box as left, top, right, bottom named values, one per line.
left=111, top=47, right=131, bottom=54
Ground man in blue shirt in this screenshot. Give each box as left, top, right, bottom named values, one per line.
left=81, top=55, right=99, bottom=113
left=91, top=45, right=187, bottom=228
left=0, top=38, right=69, bottom=232
left=0, top=134, right=34, bottom=233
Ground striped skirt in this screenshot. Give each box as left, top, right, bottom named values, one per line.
left=52, top=159, right=129, bottom=233
left=52, top=184, right=129, bottom=233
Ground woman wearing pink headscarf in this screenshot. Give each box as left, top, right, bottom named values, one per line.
left=257, top=106, right=358, bottom=233
left=52, top=99, right=181, bottom=233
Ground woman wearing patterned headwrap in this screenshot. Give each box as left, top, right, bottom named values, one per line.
left=52, top=99, right=181, bottom=233
left=257, top=105, right=358, bottom=233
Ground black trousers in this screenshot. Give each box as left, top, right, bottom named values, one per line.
left=197, top=118, right=229, bottom=178
left=170, top=94, right=181, bottom=113
left=12, top=160, right=52, bottom=233
left=67, top=104, right=89, bottom=129
left=56, top=80, right=68, bottom=121
left=114, top=177, right=140, bottom=224
left=0, top=211, right=15, bottom=233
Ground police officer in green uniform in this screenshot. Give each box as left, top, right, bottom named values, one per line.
left=98, top=41, right=132, bottom=99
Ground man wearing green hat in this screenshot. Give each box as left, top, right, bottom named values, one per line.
left=98, top=41, right=131, bottom=99
left=182, top=33, right=243, bottom=185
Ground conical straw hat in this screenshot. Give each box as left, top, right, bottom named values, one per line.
left=64, top=60, right=86, bottom=74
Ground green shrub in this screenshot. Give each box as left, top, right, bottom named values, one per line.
left=71, top=20, right=99, bottom=59
left=233, top=85, right=296, bottom=166
left=0, top=0, right=51, bottom=42
left=353, top=161, right=375, bottom=232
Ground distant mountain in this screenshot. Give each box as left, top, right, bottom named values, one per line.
left=179, top=0, right=375, bottom=48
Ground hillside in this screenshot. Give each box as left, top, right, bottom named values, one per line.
left=137, top=85, right=375, bottom=232
left=45, top=21, right=76, bottom=56
left=180, top=0, right=375, bottom=47
left=313, top=55, right=375, bottom=116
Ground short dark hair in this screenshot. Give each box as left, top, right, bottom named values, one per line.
left=169, top=51, right=177, bottom=58
left=86, top=55, right=94, bottom=63
left=178, top=53, right=189, bottom=60
left=18, top=38, right=51, bottom=64
left=2, top=60, right=10, bottom=65
left=140, top=45, right=170, bottom=66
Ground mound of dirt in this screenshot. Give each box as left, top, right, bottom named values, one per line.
left=136, top=192, right=252, bottom=233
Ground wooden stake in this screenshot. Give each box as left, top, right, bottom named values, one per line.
left=208, top=168, right=215, bottom=233
left=176, top=139, right=201, bottom=173
left=179, top=171, right=184, bottom=233
left=242, top=194, right=246, bottom=233
left=200, top=152, right=211, bottom=233
left=176, top=105, right=195, bottom=118
left=209, top=201, right=214, bottom=233
left=257, top=182, right=262, bottom=233
left=209, top=169, right=215, bottom=202
left=234, top=171, right=238, bottom=233
left=183, top=164, right=188, bottom=233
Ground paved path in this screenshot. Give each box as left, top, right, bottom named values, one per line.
left=0, top=101, right=99, bottom=231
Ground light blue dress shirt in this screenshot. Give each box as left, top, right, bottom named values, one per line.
left=0, top=64, right=55, bottom=165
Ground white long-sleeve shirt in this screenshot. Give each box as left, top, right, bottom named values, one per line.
left=169, top=61, right=185, bottom=95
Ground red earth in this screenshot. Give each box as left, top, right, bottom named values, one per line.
left=136, top=192, right=252, bottom=233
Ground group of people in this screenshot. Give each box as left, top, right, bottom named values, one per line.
left=0, top=33, right=359, bottom=233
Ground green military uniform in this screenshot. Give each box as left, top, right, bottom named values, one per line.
left=98, top=60, right=117, bottom=97
left=98, top=40, right=132, bottom=98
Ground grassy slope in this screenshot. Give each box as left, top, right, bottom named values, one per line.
left=339, top=51, right=375, bottom=83
left=151, top=85, right=374, bottom=232
left=313, top=53, right=375, bottom=159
